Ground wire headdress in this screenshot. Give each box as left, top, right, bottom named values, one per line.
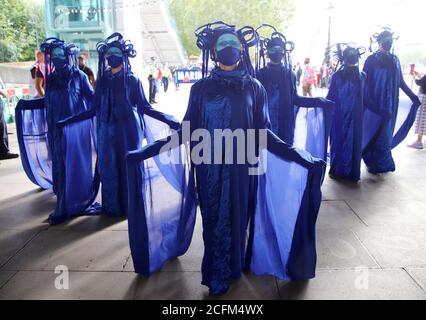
left=369, top=27, right=399, bottom=53
left=194, top=21, right=259, bottom=78
left=254, top=24, right=295, bottom=75
left=40, top=37, right=80, bottom=89
left=96, top=32, right=137, bottom=80
left=328, top=43, right=366, bottom=71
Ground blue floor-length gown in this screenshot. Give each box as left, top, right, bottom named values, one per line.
left=16, top=65, right=100, bottom=224
left=362, top=51, right=420, bottom=174
left=126, top=67, right=326, bottom=295
left=327, top=66, right=365, bottom=182
left=95, top=68, right=179, bottom=217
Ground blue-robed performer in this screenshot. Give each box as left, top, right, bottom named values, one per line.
left=362, top=29, right=421, bottom=174
left=326, top=44, right=366, bottom=182
left=68, top=33, right=180, bottom=218
left=16, top=38, right=99, bottom=224
left=255, top=25, right=334, bottom=160
left=126, top=21, right=326, bottom=295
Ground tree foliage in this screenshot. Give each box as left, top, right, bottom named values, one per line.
left=167, top=0, right=295, bottom=57
left=0, top=0, right=45, bottom=62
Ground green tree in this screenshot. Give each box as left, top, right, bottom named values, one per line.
left=0, top=0, right=45, bottom=62
left=167, top=0, right=295, bottom=57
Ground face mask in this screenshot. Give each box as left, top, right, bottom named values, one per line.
left=215, top=33, right=241, bottom=66
left=51, top=47, right=67, bottom=69
left=216, top=47, right=241, bottom=66
left=268, top=50, right=284, bottom=63
left=106, top=47, right=124, bottom=68
left=107, top=55, right=123, bottom=68
left=52, top=57, right=67, bottom=69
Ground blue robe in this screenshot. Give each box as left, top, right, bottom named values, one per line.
left=257, top=63, right=333, bottom=147
left=95, top=68, right=179, bottom=217
left=16, top=66, right=99, bottom=224
left=327, top=66, right=366, bottom=182
left=362, top=51, right=420, bottom=174
left=126, top=68, right=326, bottom=295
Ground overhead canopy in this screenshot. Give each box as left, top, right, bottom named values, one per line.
left=140, top=1, right=186, bottom=65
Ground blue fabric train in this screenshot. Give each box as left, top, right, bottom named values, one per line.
left=16, top=37, right=99, bottom=224
left=362, top=29, right=421, bottom=174
left=255, top=25, right=334, bottom=160
left=326, top=44, right=366, bottom=182
left=126, top=22, right=326, bottom=295
left=94, top=33, right=180, bottom=217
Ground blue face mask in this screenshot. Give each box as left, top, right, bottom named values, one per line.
left=51, top=47, right=67, bottom=69
left=268, top=46, right=284, bottom=63
left=216, top=47, right=241, bottom=66
left=215, top=34, right=241, bottom=66
left=106, top=47, right=124, bottom=68
left=52, top=57, right=67, bottom=69
left=107, top=55, right=123, bottom=68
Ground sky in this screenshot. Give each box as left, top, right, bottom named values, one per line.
left=287, top=0, right=425, bottom=66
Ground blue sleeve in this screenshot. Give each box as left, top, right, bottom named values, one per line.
left=254, top=81, right=271, bottom=130
left=132, top=77, right=180, bottom=129
left=294, top=69, right=334, bottom=109
left=81, top=71, right=95, bottom=104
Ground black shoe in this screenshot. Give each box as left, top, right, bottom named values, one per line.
left=0, top=153, right=19, bottom=160
left=152, top=100, right=158, bottom=104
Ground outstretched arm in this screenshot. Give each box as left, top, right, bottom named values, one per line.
left=294, top=70, right=334, bottom=109
left=134, top=78, right=180, bottom=130
left=294, top=94, right=335, bottom=109
left=254, top=82, right=325, bottom=171
left=127, top=129, right=182, bottom=163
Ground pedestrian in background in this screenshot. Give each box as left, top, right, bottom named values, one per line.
left=408, top=70, right=426, bottom=149
left=302, top=57, right=316, bottom=97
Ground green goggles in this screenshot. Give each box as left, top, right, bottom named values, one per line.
left=51, top=47, right=66, bottom=60
left=215, top=34, right=242, bottom=52
left=105, top=47, right=124, bottom=58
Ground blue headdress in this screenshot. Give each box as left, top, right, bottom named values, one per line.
left=254, top=24, right=294, bottom=75
left=194, top=21, right=259, bottom=78
left=369, top=27, right=398, bottom=53
left=329, top=43, right=366, bottom=71
left=40, top=37, right=80, bottom=89
left=95, top=32, right=137, bottom=81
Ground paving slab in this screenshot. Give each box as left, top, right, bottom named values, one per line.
left=2, top=229, right=130, bottom=272
left=0, top=271, right=138, bottom=300
left=278, top=269, right=426, bottom=300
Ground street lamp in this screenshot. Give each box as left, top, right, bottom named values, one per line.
left=324, top=2, right=334, bottom=66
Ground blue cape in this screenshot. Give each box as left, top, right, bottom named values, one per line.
left=327, top=66, right=366, bottom=182
left=362, top=51, right=421, bottom=173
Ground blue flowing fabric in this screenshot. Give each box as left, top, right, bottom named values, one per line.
left=257, top=63, right=334, bottom=148
left=362, top=51, right=421, bottom=173
left=45, top=66, right=99, bottom=224
left=15, top=98, right=52, bottom=189
left=126, top=67, right=325, bottom=295
left=16, top=66, right=100, bottom=224
left=326, top=67, right=366, bottom=182
left=127, top=117, right=197, bottom=276
left=95, top=68, right=179, bottom=217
